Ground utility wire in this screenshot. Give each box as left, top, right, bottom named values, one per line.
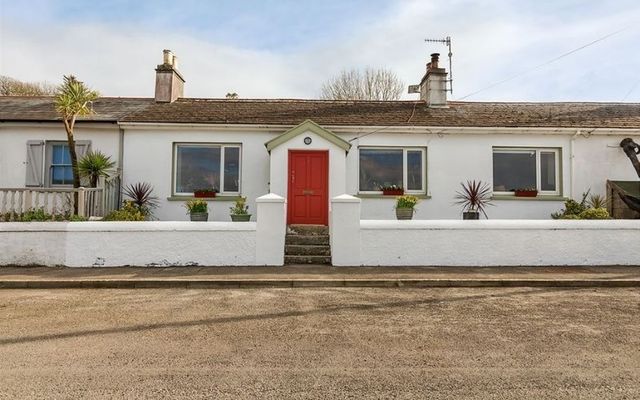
left=456, top=25, right=632, bottom=101
left=621, top=77, right=640, bottom=101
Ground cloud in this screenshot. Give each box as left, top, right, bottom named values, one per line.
left=1, top=0, right=640, bottom=101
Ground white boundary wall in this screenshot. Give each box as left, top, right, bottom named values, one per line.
left=0, top=194, right=286, bottom=267
left=332, top=195, right=640, bottom=266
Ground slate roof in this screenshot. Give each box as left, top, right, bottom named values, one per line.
left=3, top=96, right=640, bottom=129
left=0, top=96, right=153, bottom=122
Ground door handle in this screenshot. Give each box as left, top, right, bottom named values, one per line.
left=302, top=189, right=314, bottom=195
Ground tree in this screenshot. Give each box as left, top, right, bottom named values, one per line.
left=320, top=67, right=404, bottom=101
left=0, top=75, right=57, bottom=96
left=54, top=75, right=99, bottom=212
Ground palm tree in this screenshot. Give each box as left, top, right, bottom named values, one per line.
left=54, top=75, right=99, bottom=212
left=77, top=151, right=116, bottom=188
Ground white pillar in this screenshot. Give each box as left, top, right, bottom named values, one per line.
left=256, top=193, right=286, bottom=266
left=77, top=187, right=86, bottom=217
left=331, top=194, right=361, bottom=266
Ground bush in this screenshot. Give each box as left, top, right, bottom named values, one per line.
left=103, top=201, right=146, bottom=221
left=578, top=207, right=610, bottom=220
left=20, top=208, right=53, bottom=222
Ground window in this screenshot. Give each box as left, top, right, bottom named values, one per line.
left=493, top=148, right=560, bottom=195
left=50, top=144, right=74, bottom=185
left=359, top=147, right=426, bottom=193
left=173, top=143, right=241, bottom=195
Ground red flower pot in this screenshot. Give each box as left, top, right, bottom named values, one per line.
left=382, top=189, right=404, bottom=196
left=514, top=190, right=538, bottom=197
left=194, top=190, right=216, bottom=198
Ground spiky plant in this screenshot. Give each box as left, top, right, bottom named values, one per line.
left=122, top=182, right=158, bottom=216
left=454, top=180, right=493, bottom=218
left=77, top=150, right=116, bottom=188
left=587, top=194, right=608, bottom=209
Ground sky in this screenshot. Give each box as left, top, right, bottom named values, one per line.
left=1, top=0, right=640, bottom=102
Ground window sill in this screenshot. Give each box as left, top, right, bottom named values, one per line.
left=167, top=196, right=242, bottom=202
left=491, top=195, right=567, bottom=201
left=356, top=194, right=431, bottom=199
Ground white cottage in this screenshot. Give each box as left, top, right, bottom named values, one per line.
left=2, top=50, right=640, bottom=223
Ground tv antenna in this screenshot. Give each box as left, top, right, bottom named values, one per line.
left=424, top=36, right=453, bottom=94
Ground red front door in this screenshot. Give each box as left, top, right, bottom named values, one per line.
left=287, top=150, right=329, bottom=225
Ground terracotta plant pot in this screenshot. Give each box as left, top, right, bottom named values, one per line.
left=190, top=212, right=209, bottom=221
left=463, top=211, right=479, bottom=220
left=230, top=214, right=251, bottom=222
left=514, top=190, right=538, bottom=198
left=383, top=189, right=404, bottom=196
left=194, top=191, right=216, bottom=198
left=395, top=208, right=414, bottom=220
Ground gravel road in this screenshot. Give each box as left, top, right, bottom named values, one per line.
left=0, top=287, right=638, bottom=399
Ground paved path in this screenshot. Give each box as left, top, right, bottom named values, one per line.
left=1, top=287, right=638, bottom=399
left=1, top=266, right=639, bottom=288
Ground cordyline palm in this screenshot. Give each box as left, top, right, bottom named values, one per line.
left=454, top=180, right=493, bottom=218
left=77, top=151, right=115, bottom=188
left=55, top=75, right=99, bottom=212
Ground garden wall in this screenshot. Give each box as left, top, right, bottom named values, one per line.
left=331, top=195, right=640, bottom=266
left=0, top=194, right=286, bottom=267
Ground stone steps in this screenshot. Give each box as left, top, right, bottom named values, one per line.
left=284, top=255, right=332, bottom=265
left=285, top=225, right=331, bottom=265
left=285, top=244, right=331, bottom=256
left=285, top=234, right=330, bottom=246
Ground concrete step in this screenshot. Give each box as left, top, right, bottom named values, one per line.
left=285, top=245, right=331, bottom=256
left=284, top=255, right=332, bottom=265
left=287, top=224, right=329, bottom=236
left=285, top=234, right=330, bottom=246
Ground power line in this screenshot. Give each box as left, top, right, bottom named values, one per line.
left=621, top=77, right=640, bottom=101
left=456, top=25, right=633, bottom=101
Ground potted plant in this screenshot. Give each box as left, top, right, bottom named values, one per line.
left=514, top=187, right=538, bottom=197
left=454, top=180, right=493, bottom=220
left=193, top=188, right=217, bottom=198
left=185, top=199, right=209, bottom=221
left=229, top=196, right=251, bottom=221
left=381, top=185, right=404, bottom=196
left=395, top=195, right=419, bottom=220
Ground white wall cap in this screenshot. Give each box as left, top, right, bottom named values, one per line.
left=256, top=193, right=285, bottom=203
left=0, top=221, right=257, bottom=232
left=361, top=219, right=640, bottom=231
left=332, top=194, right=361, bottom=203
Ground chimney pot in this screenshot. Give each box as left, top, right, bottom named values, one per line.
left=430, top=53, right=440, bottom=69
left=162, top=49, right=173, bottom=65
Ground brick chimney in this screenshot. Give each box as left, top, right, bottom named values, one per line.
left=155, top=49, right=185, bottom=103
left=410, top=53, right=448, bottom=107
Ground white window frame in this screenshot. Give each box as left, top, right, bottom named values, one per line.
left=492, top=147, right=561, bottom=196
left=173, top=143, right=242, bottom=196
left=357, top=146, right=427, bottom=195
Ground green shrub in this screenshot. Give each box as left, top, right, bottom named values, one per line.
left=578, top=207, right=610, bottom=220
left=103, top=201, right=146, bottom=221
left=559, top=214, right=581, bottom=220
left=68, top=215, right=88, bottom=222
left=20, top=208, right=53, bottom=222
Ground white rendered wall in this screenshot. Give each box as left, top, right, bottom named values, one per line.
left=0, top=123, right=121, bottom=187
left=0, top=193, right=285, bottom=267
left=122, top=127, right=277, bottom=221
left=269, top=128, right=347, bottom=201
left=357, top=219, right=640, bottom=266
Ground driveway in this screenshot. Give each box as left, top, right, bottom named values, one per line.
left=0, top=287, right=639, bottom=399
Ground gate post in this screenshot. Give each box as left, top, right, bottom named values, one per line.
left=256, top=193, right=286, bottom=266
left=330, top=194, right=361, bottom=266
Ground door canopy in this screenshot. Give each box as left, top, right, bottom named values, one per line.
left=265, top=119, right=351, bottom=152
